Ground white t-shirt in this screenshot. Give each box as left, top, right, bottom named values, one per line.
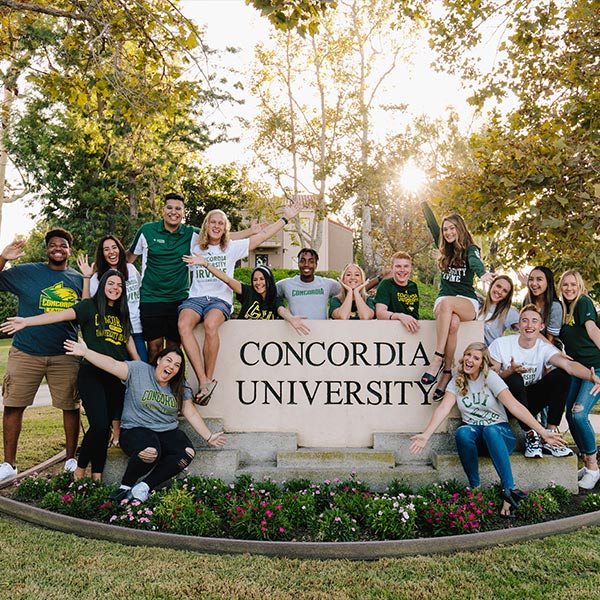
left=488, top=335, right=559, bottom=387
left=90, top=263, right=142, bottom=334
left=447, top=370, right=509, bottom=426
left=187, top=238, right=250, bottom=307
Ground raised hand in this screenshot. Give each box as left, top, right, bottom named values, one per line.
left=0, top=317, right=26, bottom=335
left=182, top=254, right=207, bottom=267
left=1, top=238, right=26, bottom=262
left=76, top=254, right=95, bottom=278
left=64, top=338, right=88, bottom=357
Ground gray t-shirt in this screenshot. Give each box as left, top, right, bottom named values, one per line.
left=276, top=275, right=341, bottom=320
left=447, top=370, right=509, bottom=426
left=479, top=306, right=519, bottom=346
left=121, top=361, right=192, bottom=432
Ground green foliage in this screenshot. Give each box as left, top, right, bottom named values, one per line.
left=517, top=490, right=561, bottom=523
left=13, top=475, right=53, bottom=501
left=581, top=493, right=600, bottom=513
left=313, top=506, right=360, bottom=541
left=365, top=495, right=417, bottom=540
left=248, top=0, right=336, bottom=36
left=386, top=478, right=414, bottom=497
left=0, top=292, right=18, bottom=339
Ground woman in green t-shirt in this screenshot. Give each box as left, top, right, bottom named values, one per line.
left=559, top=269, right=600, bottom=490
left=1, top=270, right=140, bottom=481
left=329, top=263, right=374, bottom=320
left=422, top=214, right=493, bottom=400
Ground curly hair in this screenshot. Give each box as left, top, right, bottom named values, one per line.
left=438, top=214, right=476, bottom=272
left=197, top=209, right=231, bottom=251
left=454, top=342, right=492, bottom=397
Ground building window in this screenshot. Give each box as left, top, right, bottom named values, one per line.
left=255, top=254, right=269, bottom=267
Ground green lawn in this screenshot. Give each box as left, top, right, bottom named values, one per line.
left=0, top=338, right=11, bottom=382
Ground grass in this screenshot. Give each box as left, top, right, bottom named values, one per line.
left=0, top=338, right=11, bottom=382
left=1, top=410, right=600, bottom=598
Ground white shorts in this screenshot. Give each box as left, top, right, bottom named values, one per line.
left=434, top=295, right=479, bottom=317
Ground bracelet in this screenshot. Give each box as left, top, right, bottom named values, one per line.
left=83, top=276, right=91, bottom=279
left=206, top=433, right=213, bottom=443
left=389, top=313, right=394, bottom=320
left=281, top=216, right=289, bottom=225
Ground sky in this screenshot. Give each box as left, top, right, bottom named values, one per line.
left=1, top=0, right=477, bottom=246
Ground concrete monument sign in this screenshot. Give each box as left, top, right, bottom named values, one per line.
left=192, top=320, right=483, bottom=447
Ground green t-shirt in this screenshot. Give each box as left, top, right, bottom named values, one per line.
left=236, top=283, right=283, bottom=320
left=329, top=295, right=375, bottom=319
left=560, top=296, right=600, bottom=369
left=73, top=299, right=129, bottom=362
left=129, top=220, right=198, bottom=303
left=374, top=279, right=419, bottom=319
left=438, top=245, right=485, bottom=300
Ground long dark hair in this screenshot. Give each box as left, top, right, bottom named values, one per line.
left=252, top=266, right=277, bottom=305
left=154, top=346, right=189, bottom=407
left=94, top=269, right=131, bottom=340
left=94, top=235, right=129, bottom=281
left=478, top=275, right=514, bottom=325
left=523, top=265, right=558, bottom=326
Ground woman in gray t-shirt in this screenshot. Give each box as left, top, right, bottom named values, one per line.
left=64, top=339, right=226, bottom=503
left=410, top=342, right=565, bottom=518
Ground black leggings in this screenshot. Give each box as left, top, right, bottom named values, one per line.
left=119, top=427, right=194, bottom=489
left=77, top=363, right=125, bottom=473
left=504, top=368, right=570, bottom=430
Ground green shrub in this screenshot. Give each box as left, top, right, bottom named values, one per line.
left=366, top=495, right=417, bottom=540
left=517, top=490, right=560, bottom=523
left=581, top=492, right=600, bottom=513
left=386, top=479, right=413, bottom=497
left=13, top=476, right=53, bottom=501
left=229, top=492, right=290, bottom=541
left=313, top=507, right=360, bottom=542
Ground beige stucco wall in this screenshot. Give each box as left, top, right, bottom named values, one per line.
left=190, top=320, right=484, bottom=447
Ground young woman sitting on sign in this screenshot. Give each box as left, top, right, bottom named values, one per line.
left=187, top=256, right=310, bottom=334
left=330, top=263, right=375, bottom=320
left=63, top=339, right=225, bottom=503
left=477, top=275, right=519, bottom=346
left=1, top=270, right=140, bottom=481
left=410, top=342, right=566, bottom=517
left=421, top=214, right=493, bottom=401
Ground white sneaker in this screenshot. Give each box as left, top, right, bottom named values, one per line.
left=64, top=458, right=78, bottom=473
left=578, top=467, right=586, bottom=480
left=541, top=431, right=573, bottom=457
left=0, top=462, right=17, bottom=482
left=524, top=430, right=543, bottom=458
left=579, top=468, right=600, bottom=490
left=129, top=481, right=150, bottom=502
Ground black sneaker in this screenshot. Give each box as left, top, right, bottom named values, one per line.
left=109, top=486, right=130, bottom=503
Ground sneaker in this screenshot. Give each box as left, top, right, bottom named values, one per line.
left=64, top=458, right=78, bottom=472
left=129, top=481, right=150, bottom=502
left=109, top=486, right=131, bottom=503
left=0, top=462, right=17, bottom=482
left=524, top=430, right=543, bottom=458
left=541, top=431, right=573, bottom=457
left=579, top=468, right=600, bottom=490
left=578, top=467, right=586, bottom=481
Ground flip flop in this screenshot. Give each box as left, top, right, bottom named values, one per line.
left=193, top=379, right=218, bottom=406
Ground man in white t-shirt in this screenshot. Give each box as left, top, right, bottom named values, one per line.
left=489, top=304, right=600, bottom=458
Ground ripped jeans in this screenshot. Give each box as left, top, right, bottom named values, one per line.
left=565, top=368, right=600, bottom=456
left=455, top=422, right=516, bottom=490
left=119, top=427, right=195, bottom=490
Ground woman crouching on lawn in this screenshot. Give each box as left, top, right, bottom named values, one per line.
left=410, top=342, right=566, bottom=516
left=64, top=338, right=225, bottom=503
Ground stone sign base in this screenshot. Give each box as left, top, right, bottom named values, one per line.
left=102, top=415, right=579, bottom=493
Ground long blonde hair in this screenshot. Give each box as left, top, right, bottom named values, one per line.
left=336, top=263, right=367, bottom=303
left=454, top=342, right=492, bottom=397
left=478, top=275, right=515, bottom=325
left=558, top=269, right=588, bottom=326
left=197, top=209, right=231, bottom=251
left=438, top=214, right=476, bottom=272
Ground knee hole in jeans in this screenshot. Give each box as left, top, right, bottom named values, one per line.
left=177, top=447, right=195, bottom=469
left=572, top=403, right=585, bottom=414
left=138, top=447, right=158, bottom=463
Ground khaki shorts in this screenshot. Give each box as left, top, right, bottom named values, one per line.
left=2, top=347, right=81, bottom=410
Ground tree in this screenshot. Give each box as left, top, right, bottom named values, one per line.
left=423, top=0, right=600, bottom=278
left=1, top=2, right=237, bottom=247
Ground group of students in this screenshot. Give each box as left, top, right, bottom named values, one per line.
left=1, top=199, right=599, bottom=513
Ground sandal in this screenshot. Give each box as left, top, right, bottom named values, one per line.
left=193, top=379, right=218, bottom=406
left=432, top=370, right=453, bottom=402
left=500, top=487, right=527, bottom=524
left=421, top=351, right=445, bottom=386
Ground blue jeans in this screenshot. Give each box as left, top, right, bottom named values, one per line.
left=132, top=332, right=149, bottom=363
left=455, top=422, right=516, bottom=489
left=565, top=368, right=600, bottom=456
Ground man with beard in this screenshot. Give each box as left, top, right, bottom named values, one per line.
left=0, top=229, right=83, bottom=482
left=276, top=248, right=341, bottom=320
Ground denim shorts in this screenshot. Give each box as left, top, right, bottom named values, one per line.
left=179, top=296, right=232, bottom=320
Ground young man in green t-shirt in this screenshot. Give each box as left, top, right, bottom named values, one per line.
left=374, top=251, right=420, bottom=333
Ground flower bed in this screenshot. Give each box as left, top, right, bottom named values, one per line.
left=9, top=472, right=589, bottom=542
